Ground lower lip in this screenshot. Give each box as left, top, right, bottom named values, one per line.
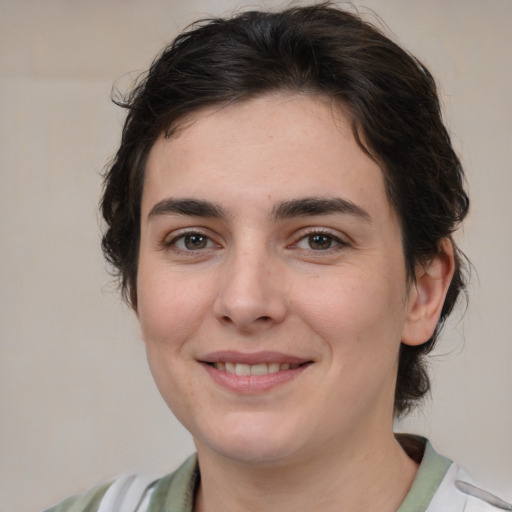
left=202, top=363, right=310, bottom=394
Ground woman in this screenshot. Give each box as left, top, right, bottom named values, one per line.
left=44, top=4, right=509, bottom=511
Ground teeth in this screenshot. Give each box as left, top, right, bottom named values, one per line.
left=235, top=363, right=251, bottom=376
left=268, top=362, right=280, bottom=373
left=250, top=364, right=268, bottom=376
left=213, top=362, right=300, bottom=374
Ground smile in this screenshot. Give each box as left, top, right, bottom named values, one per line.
left=210, top=362, right=302, bottom=375
left=200, top=353, right=312, bottom=393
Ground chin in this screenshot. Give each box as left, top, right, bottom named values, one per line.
left=193, top=414, right=312, bottom=466
left=201, top=439, right=302, bottom=467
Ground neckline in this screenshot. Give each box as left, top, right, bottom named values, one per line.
left=396, top=436, right=453, bottom=512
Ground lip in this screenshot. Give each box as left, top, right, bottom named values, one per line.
left=202, top=362, right=310, bottom=393
left=199, top=350, right=310, bottom=365
left=198, top=351, right=313, bottom=394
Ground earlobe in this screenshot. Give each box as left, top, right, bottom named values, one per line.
left=402, top=239, right=456, bottom=346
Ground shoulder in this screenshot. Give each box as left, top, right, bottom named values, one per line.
left=427, top=462, right=512, bottom=512
left=397, top=435, right=511, bottom=512
left=42, top=481, right=112, bottom=512
left=42, top=474, right=159, bottom=512
left=41, top=455, right=198, bottom=512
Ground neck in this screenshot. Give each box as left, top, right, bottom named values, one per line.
left=193, top=429, right=418, bottom=512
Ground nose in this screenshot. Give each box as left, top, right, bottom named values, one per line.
left=213, top=245, right=288, bottom=332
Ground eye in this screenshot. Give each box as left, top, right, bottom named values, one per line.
left=294, top=231, right=346, bottom=251
left=167, top=232, right=218, bottom=251
left=307, top=233, right=335, bottom=250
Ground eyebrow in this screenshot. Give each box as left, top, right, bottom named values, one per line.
left=147, top=196, right=371, bottom=222
left=272, top=197, right=371, bottom=222
left=148, top=198, right=228, bottom=220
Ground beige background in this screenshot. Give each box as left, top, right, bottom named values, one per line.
left=0, top=1, right=510, bottom=511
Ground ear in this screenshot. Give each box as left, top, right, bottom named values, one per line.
left=401, top=239, right=456, bottom=346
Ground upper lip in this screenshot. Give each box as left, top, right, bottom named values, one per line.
left=199, top=351, right=312, bottom=365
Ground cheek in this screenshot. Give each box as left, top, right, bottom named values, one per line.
left=136, top=269, right=211, bottom=409
left=294, top=268, right=407, bottom=353
left=137, top=266, right=212, bottom=346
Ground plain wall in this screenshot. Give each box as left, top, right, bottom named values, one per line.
left=0, top=1, right=511, bottom=511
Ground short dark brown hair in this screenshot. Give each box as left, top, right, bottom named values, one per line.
left=101, top=3, right=469, bottom=417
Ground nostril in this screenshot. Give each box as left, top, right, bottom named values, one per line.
left=220, top=314, right=271, bottom=325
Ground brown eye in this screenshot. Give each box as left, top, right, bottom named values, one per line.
left=293, top=231, right=347, bottom=252
left=168, top=232, right=217, bottom=252
left=183, top=234, right=209, bottom=250
left=308, top=234, right=333, bottom=250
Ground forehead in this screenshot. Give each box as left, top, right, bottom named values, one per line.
left=142, top=94, right=394, bottom=222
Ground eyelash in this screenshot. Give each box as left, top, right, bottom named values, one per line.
left=162, top=228, right=350, bottom=255
left=163, top=229, right=220, bottom=253
left=292, top=229, right=349, bottom=252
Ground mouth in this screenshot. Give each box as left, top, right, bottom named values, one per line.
left=206, top=361, right=305, bottom=375
left=199, top=352, right=313, bottom=393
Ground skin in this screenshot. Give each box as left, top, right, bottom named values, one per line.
left=136, top=94, right=454, bottom=511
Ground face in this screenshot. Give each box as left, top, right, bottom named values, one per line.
left=137, top=94, right=418, bottom=466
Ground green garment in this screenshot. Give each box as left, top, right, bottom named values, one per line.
left=44, top=439, right=452, bottom=512
left=397, top=441, right=452, bottom=512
